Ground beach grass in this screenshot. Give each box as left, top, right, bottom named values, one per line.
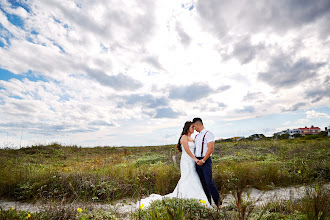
left=0, top=138, right=329, bottom=219
left=0, top=139, right=329, bottom=203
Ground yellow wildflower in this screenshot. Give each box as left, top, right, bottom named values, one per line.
left=77, top=208, right=83, bottom=213
left=298, top=170, right=301, bottom=174
left=26, top=213, right=31, bottom=219
left=200, top=200, right=206, bottom=204
left=10, top=206, right=13, bottom=210
left=140, top=204, right=144, bottom=209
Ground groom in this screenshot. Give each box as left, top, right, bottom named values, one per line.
left=193, top=118, right=222, bottom=208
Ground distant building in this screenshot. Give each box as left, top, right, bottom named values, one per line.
left=274, top=129, right=299, bottom=137
left=288, top=129, right=300, bottom=135
left=298, top=126, right=321, bottom=136
left=274, top=130, right=287, bottom=136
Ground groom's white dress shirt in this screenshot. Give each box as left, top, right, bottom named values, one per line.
left=194, top=128, right=215, bottom=157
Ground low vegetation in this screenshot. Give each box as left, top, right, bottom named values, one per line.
left=0, top=205, right=117, bottom=220
left=0, top=138, right=329, bottom=219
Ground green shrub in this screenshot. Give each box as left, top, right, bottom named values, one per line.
left=0, top=205, right=117, bottom=220
left=0, top=208, right=32, bottom=220
left=132, top=197, right=229, bottom=219
left=301, top=182, right=329, bottom=220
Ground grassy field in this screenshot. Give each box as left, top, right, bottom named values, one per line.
left=0, top=138, right=329, bottom=219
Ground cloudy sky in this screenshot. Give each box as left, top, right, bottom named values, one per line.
left=0, top=0, right=329, bottom=147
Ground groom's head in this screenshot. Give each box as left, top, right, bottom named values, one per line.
left=192, top=118, right=204, bottom=132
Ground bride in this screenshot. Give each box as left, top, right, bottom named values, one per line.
left=138, top=121, right=211, bottom=209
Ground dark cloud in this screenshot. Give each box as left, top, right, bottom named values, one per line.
left=236, top=106, right=255, bottom=113
left=86, top=69, right=142, bottom=91
left=283, top=102, right=307, bottom=111
left=0, top=122, right=25, bottom=128
left=258, top=56, right=325, bottom=88
left=79, top=104, right=92, bottom=112
left=169, top=83, right=213, bottom=102
left=144, top=56, right=163, bottom=70
left=43, top=0, right=156, bottom=45
left=122, top=94, right=169, bottom=109
left=218, top=102, right=227, bottom=108
left=0, top=121, right=98, bottom=134
left=231, top=38, right=265, bottom=64
left=196, top=0, right=228, bottom=37
left=11, top=102, right=38, bottom=113
left=304, top=76, right=330, bottom=103
left=176, top=23, right=191, bottom=46
left=0, top=120, right=104, bottom=137
left=217, top=85, right=231, bottom=92
left=242, top=92, right=263, bottom=101
left=242, top=0, right=330, bottom=33
left=67, top=128, right=99, bottom=133
left=168, top=83, right=231, bottom=102
left=197, top=0, right=330, bottom=37
left=89, top=120, right=114, bottom=127
left=208, top=102, right=227, bottom=112
left=154, top=107, right=183, bottom=118
left=317, top=14, right=330, bottom=39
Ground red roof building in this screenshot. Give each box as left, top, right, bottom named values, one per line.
left=298, top=126, right=321, bottom=135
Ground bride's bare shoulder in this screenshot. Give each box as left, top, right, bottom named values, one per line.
left=180, top=135, right=188, bottom=142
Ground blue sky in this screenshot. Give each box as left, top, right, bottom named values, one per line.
left=0, top=0, right=329, bottom=147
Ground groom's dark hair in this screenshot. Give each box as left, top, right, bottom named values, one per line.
left=192, top=118, right=203, bottom=124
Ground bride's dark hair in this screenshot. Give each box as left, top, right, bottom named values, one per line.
left=176, top=121, right=193, bottom=152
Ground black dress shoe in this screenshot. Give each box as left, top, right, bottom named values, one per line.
left=217, top=200, right=223, bottom=209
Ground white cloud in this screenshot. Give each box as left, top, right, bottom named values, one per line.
left=294, top=110, right=329, bottom=126
left=296, top=119, right=309, bottom=125
left=283, top=121, right=292, bottom=126
left=306, top=110, right=330, bottom=119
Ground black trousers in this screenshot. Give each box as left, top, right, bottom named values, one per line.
left=196, top=157, right=220, bottom=205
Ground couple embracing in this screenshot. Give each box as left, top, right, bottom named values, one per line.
left=138, top=118, right=222, bottom=209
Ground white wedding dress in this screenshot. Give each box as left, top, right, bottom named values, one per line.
left=137, top=142, right=211, bottom=209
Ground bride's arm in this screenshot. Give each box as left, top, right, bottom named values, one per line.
left=181, top=135, right=199, bottom=162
